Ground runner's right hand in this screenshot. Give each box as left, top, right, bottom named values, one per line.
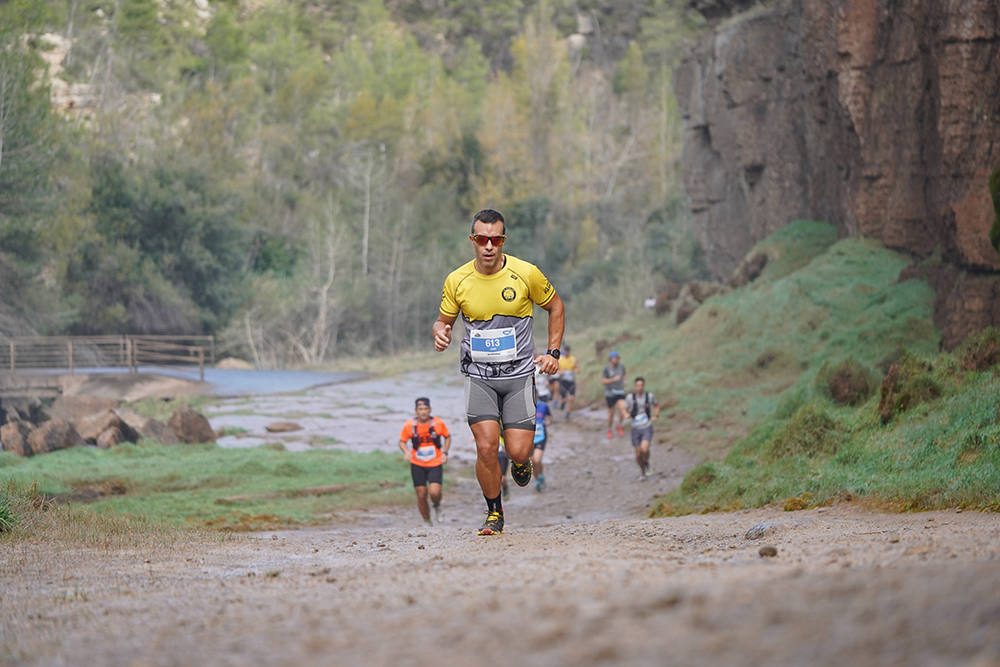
left=434, top=323, right=452, bottom=351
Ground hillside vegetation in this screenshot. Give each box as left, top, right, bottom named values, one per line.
left=561, top=220, right=998, bottom=515
left=0, top=0, right=705, bottom=365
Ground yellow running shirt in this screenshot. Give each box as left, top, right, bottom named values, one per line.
left=440, top=254, right=555, bottom=380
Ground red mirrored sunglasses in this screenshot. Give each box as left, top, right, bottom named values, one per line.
left=470, top=234, right=506, bottom=247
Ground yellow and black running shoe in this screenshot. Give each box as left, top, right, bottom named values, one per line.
left=511, top=460, right=533, bottom=487
left=478, top=510, right=504, bottom=535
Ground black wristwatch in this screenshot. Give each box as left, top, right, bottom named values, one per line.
left=547, top=348, right=561, bottom=360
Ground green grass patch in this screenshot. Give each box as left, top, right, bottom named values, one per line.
left=0, top=443, right=414, bottom=531
left=569, top=220, right=938, bottom=458
left=654, top=353, right=1000, bottom=516
left=0, top=488, right=15, bottom=533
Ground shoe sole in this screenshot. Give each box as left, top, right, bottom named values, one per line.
left=511, top=462, right=532, bottom=487
left=477, top=527, right=503, bottom=535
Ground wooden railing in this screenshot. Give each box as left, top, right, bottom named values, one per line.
left=1, top=335, right=215, bottom=381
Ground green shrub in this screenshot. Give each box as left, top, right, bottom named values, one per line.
left=956, top=326, right=1000, bottom=371
left=680, top=462, right=719, bottom=494
left=816, top=358, right=876, bottom=406
left=0, top=490, right=15, bottom=532
left=763, top=403, right=839, bottom=460
left=878, top=352, right=942, bottom=424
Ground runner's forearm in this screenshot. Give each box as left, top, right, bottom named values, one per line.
left=544, top=293, right=565, bottom=352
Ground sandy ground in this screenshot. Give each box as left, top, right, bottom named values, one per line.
left=3, top=376, right=1000, bottom=666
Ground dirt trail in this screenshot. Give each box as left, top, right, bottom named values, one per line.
left=4, top=398, right=1000, bottom=665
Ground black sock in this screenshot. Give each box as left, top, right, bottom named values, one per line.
left=485, top=494, right=503, bottom=513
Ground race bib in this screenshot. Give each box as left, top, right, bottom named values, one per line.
left=533, top=424, right=546, bottom=444
left=415, top=445, right=437, bottom=461
left=633, top=413, right=650, bottom=427
left=470, top=328, right=517, bottom=363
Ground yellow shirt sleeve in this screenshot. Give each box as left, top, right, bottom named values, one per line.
left=440, top=273, right=459, bottom=317
left=527, top=262, right=556, bottom=306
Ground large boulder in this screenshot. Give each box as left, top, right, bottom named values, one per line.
left=167, top=407, right=215, bottom=444
left=75, top=409, right=137, bottom=444
left=1, top=421, right=32, bottom=457
left=140, top=418, right=181, bottom=445
left=672, top=280, right=729, bottom=325
left=28, top=419, right=86, bottom=455
left=96, top=426, right=125, bottom=449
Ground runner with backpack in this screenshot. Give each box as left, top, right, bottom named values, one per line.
left=622, top=377, right=660, bottom=480
left=398, top=397, right=452, bottom=525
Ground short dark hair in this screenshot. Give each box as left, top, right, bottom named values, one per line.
left=415, top=397, right=431, bottom=407
left=471, top=209, right=506, bottom=234
left=634, top=377, right=645, bottom=385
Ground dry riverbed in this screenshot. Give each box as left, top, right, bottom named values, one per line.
left=3, top=372, right=1000, bottom=666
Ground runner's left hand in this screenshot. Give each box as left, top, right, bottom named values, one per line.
left=534, top=353, right=559, bottom=375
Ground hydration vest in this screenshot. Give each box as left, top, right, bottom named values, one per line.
left=411, top=418, right=443, bottom=450
left=629, top=393, right=653, bottom=419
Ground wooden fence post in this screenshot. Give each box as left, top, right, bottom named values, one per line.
left=9, top=341, right=14, bottom=378
left=68, top=340, right=74, bottom=375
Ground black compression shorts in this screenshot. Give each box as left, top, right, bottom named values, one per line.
left=410, top=463, right=443, bottom=487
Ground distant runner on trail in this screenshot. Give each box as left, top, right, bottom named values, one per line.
left=532, top=397, right=552, bottom=492
left=398, top=397, right=451, bottom=525
left=433, top=208, right=565, bottom=536
left=623, top=377, right=660, bottom=480
left=553, top=343, right=579, bottom=420
left=602, top=350, right=627, bottom=439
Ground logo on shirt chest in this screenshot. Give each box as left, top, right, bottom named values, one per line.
left=501, top=286, right=516, bottom=302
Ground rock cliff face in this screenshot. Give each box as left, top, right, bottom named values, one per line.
left=674, top=0, right=1000, bottom=347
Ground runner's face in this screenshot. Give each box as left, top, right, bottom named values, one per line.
left=634, top=380, right=645, bottom=394
left=415, top=404, right=431, bottom=421
left=471, top=219, right=504, bottom=270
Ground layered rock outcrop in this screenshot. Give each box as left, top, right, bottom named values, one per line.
left=675, top=0, right=1000, bottom=346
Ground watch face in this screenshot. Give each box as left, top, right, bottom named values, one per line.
left=549, top=349, right=560, bottom=359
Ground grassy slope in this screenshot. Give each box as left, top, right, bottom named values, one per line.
left=614, top=220, right=998, bottom=515
left=1, top=443, right=411, bottom=531
left=554, top=220, right=999, bottom=514
left=568, top=221, right=938, bottom=456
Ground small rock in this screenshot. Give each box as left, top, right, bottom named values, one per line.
left=265, top=421, right=303, bottom=433
left=216, top=357, right=253, bottom=370
left=759, top=545, right=778, bottom=558
left=887, top=533, right=901, bottom=543
left=167, top=407, right=215, bottom=444
left=745, top=521, right=780, bottom=540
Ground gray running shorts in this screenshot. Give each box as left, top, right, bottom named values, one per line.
left=630, top=425, right=653, bottom=448
left=465, top=374, right=536, bottom=430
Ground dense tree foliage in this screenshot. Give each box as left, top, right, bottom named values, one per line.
left=0, top=0, right=706, bottom=365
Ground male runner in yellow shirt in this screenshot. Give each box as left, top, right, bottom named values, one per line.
left=433, top=209, right=565, bottom=535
